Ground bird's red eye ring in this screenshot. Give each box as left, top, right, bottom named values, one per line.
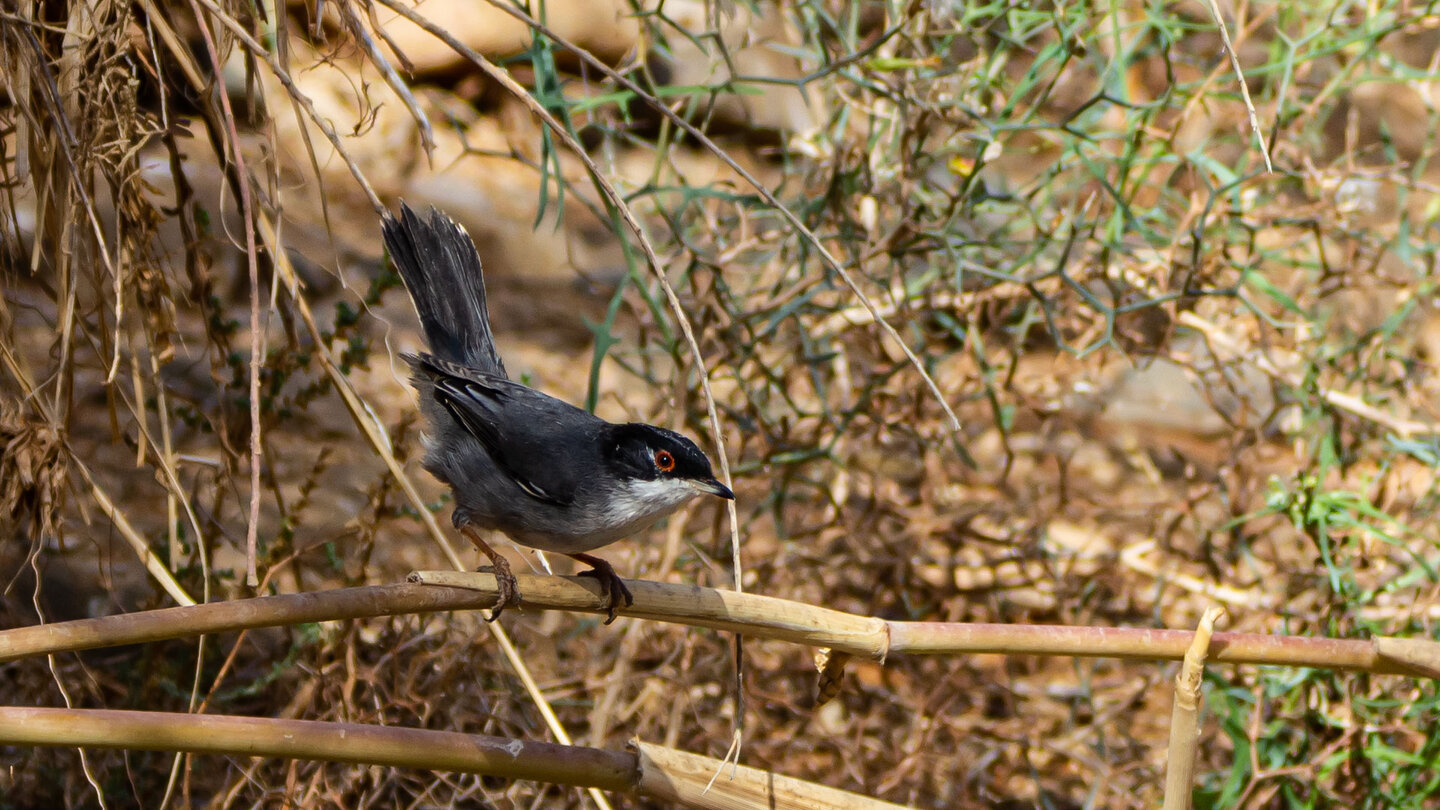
left=654, top=449, right=676, bottom=472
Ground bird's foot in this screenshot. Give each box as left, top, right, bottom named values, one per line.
left=474, top=557, right=521, bottom=620
left=570, top=554, right=633, bottom=624
left=461, top=526, right=522, bottom=620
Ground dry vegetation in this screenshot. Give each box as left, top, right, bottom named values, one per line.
left=3, top=0, right=1440, bottom=807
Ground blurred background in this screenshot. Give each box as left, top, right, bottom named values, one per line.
left=2, top=0, right=1439, bottom=806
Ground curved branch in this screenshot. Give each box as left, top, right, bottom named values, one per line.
left=0, top=708, right=908, bottom=809
left=2, top=573, right=1436, bottom=680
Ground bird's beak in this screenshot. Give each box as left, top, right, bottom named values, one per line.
left=690, top=478, right=735, bottom=500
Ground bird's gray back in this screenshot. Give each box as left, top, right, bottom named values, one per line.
left=407, top=354, right=654, bottom=551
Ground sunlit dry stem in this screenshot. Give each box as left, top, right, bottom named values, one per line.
left=2, top=574, right=1438, bottom=682
left=0, top=708, right=636, bottom=791
left=1163, top=606, right=1224, bottom=810
left=0, top=708, right=907, bottom=810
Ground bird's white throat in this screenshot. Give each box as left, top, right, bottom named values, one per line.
left=602, top=477, right=703, bottom=528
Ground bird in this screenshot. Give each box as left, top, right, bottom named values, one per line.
left=382, top=204, right=734, bottom=623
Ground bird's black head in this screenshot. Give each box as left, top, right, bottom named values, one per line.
left=603, top=423, right=734, bottom=499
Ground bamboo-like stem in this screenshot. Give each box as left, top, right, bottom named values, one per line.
left=0, top=582, right=481, bottom=663
left=415, top=571, right=890, bottom=655
left=1, top=573, right=1437, bottom=680
left=883, top=621, right=1434, bottom=674
left=0, top=707, right=634, bottom=790
left=633, top=741, right=905, bottom=809
left=0, top=708, right=907, bottom=810
left=1162, top=607, right=1224, bottom=810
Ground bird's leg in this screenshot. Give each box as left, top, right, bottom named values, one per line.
left=461, top=526, right=520, bottom=620
left=567, top=553, right=633, bottom=624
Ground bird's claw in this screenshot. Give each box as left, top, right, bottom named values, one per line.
left=476, top=558, right=521, bottom=621
left=577, top=566, right=634, bottom=624
left=460, top=525, right=521, bottom=621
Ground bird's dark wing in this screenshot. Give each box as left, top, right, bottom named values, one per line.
left=413, top=354, right=602, bottom=506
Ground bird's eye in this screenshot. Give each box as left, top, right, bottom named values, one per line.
left=654, top=449, right=676, bottom=472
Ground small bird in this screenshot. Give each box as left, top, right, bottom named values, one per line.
left=382, top=204, right=733, bottom=622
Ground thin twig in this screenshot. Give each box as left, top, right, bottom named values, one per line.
left=181, top=0, right=264, bottom=587
left=1202, top=0, right=1273, bottom=171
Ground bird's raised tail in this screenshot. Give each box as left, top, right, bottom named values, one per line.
left=381, top=204, right=507, bottom=377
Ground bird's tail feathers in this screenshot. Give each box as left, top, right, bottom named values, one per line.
left=381, top=203, right=507, bottom=376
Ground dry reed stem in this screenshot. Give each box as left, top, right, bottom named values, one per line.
left=0, top=707, right=635, bottom=791
left=633, top=741, right=907, bottom=809
left=1162, top=606, right=1224, bottom=810
left=413, top=571, right=889, bottom=655
left=0, top=708, right=907, bottom=810
left=177, top=0, right=265, bottom=589
left=3, top=575, right=1438, bottom=681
